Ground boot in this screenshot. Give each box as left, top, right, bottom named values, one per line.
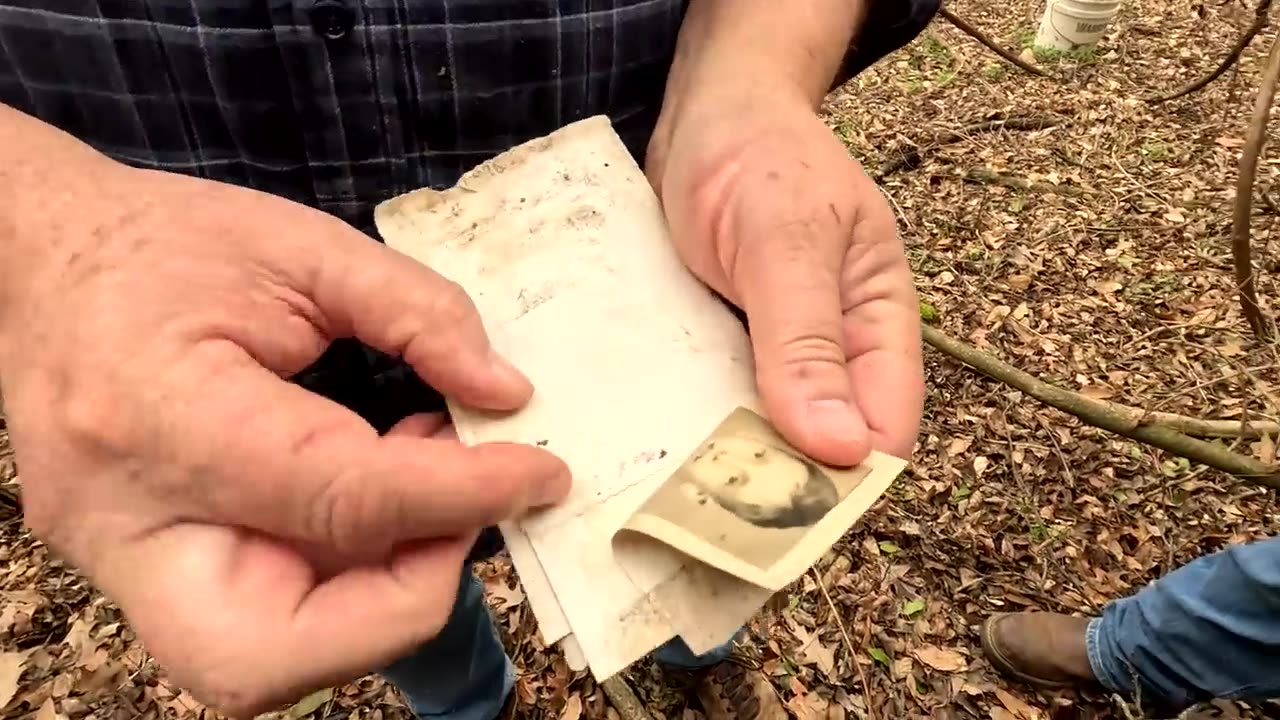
left=664, top=658, right=787, bottom=720
left=980, top=612, right=1098, bottom=689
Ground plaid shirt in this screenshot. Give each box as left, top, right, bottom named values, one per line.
left=0, top=0, right=938, bottom=429
left=0, top=0, right=937, bottom=234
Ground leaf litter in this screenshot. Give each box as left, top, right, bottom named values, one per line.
left=3, top=0, right=1280, bottom=718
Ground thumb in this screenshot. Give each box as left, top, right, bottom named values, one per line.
left=113, top=523, right=477, bottom=719
left=735, top=225, right=869, bottom=467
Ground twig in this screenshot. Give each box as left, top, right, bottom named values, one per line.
left=813, top=568, right=876, bottom=720
left=878, top=114, right=1066, bottom=176
left=601, top=677, right=653, bottom=720
left=961, top=167, right=1090, bottom=197
left=1232, top=29, right=1280, bottom=338
left=921, top=324, right=1280, bottom=487
left=939, top=7, right=1049, bottom=77
left=1147, top=0, right=1274, bottom=103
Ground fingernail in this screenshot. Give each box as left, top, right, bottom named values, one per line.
left=488, top=349, right=531, bottom=388
left=804, top=399, right=867, bottom=458
left=534, top=462, right=574, bottom=507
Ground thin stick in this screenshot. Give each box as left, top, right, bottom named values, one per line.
left=939, top=7, right=1049, bottom=77
left=1231, top=29, right=1280, bottom=338
left=878, top=114, right=1066, bottom=176
left=601, top=677, right=653, bottom=720
left=1147, top=0, right=1274, bottom=103
left=961, top=167, right=1090, bottom=196
left=813, top=568, right=876, bottom=720
left=921, top=324, right=1280, bottom=487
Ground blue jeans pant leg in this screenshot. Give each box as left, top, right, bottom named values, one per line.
left=1086, top=535, right=1280, bottom=713
left=381, top=564, right=515, bottom=720
left=652, top=629, right=742, bottom=669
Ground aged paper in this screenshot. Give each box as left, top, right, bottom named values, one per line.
left=373, top=115, right=905, bottom=680
left=617, top=407, right=906, bottom=591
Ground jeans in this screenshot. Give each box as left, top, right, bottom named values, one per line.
left=1087, top=535, right=1280, bottom=715
left=381, top=540, right=738, bottom=720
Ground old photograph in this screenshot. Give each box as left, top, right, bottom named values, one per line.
left=617, top=406, right=903, bottom=591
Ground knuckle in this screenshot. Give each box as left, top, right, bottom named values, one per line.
left=425, top=279, right=478, bottom=328
left=306, top=468, right=365, bottom=553
left=776, top=333, right=846, bottom=381
left=59, top=385, right=134, bottom=453
left=781, top=333, right=845, bottom=365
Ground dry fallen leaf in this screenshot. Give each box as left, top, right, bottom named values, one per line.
left=947, top=436, right=974, bottom=456
left=912, top=645, right=968, bottom=672
left=972, top=456, right=990, bottom=477
left=484, top=577, right=526, bottom=611
left=35, top=697, right=64, bottom=720
left=560, top=693, right=583, bottom=720
left=0, top=652, right=25, bottom=709
left=785, top=691, right=843, bottom=720
left=995, top=687, right=1038, bottom=719
left=790, top=622, right=837, bottom=677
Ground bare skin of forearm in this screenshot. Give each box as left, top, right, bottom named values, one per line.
left=649, top=0, right=867, bottom=178
left=0, top=104, right=122, bottom=324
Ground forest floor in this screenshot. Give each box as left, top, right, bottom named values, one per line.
left=3, top=0, right=1280, bottom=718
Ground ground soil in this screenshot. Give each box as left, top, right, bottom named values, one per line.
left=3, top=0, right=1279, bottom=718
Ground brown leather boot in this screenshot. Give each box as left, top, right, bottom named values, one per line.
left=663, top=658, right=787, bottom=720
left=694, top=661, right=787, bottom=720
left=980, top=612, right=1098, bottom=689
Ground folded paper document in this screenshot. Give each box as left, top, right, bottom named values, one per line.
left=373, top=115, right=907, bottom=681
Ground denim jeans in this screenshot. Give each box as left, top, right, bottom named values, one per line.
left=380, top=529, right=736, bottom=720
left=1087, top=535, right=1280, bottom=715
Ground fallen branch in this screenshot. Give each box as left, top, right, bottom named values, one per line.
left=1232, top=29, right=1280, bottom=338
left=601, top=677, right=653, bottom=720
left=939, top=7, right=1049, bottom=78
left=879, top=114, right=1066, bottom=176
left=921, top=324, right=1280, bottom=487
left=1143, top=413, right=1280, bottom=439
left=961, top=167, right=1090, bottom=197
left=1147, top=0, right=1274, bottom=103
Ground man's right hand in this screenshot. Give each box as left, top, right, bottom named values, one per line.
left=0, top=107, right=570, bottom=719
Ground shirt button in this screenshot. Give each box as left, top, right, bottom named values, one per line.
left=310, top=0, right=354, bottom=41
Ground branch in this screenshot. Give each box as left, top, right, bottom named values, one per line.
left=1232, top=29, right=1280, bottom=338
left=939, top=7, right=1049, bottom=78
left=961, top=167, right=1090, bottom=196
left=601, top=677, right=653, bottom=720
left=878, top=114, right=1066, bottom=177
left=1144, top=413, right=1280, bottom=439
left=1146, top=0, right=1274, bottom=103
left=921, top=324, right=1280, bottom=488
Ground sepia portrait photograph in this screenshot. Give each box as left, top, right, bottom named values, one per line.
left=619, top=406, right=881, bottom=588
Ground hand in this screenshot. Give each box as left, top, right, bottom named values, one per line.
left=649, top=91, right=924, bottom=465
left=0, top=158, right=571, bottom=718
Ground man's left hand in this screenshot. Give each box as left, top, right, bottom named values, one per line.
left=648, top=91, right=924, bottom=466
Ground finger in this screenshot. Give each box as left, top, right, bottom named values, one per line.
left=294, top=221, right=533, bottom=412
left=733, top=208, right=869, bottom=467
left=186, top=345, right=571, bottom=557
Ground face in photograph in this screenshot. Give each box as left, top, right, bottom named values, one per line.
left=680, top=434, right=839, bottom=529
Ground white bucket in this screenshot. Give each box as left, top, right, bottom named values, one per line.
left=1034, top=0, right=1123, bottom=51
